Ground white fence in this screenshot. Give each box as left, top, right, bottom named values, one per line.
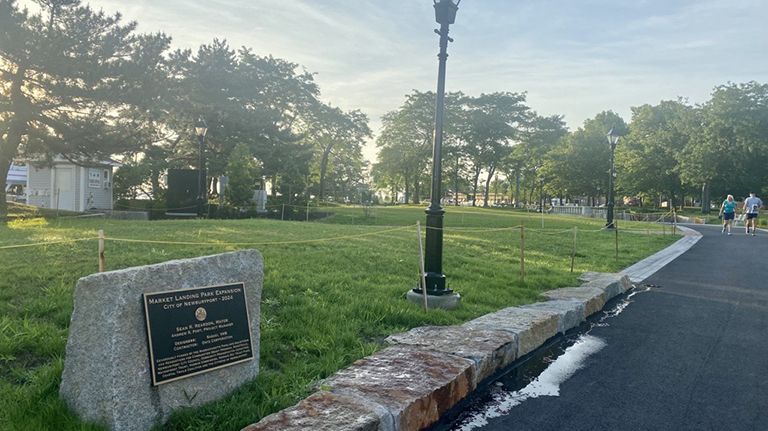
left=549, top=206, right=607, bottom=218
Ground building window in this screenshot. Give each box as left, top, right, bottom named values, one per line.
left=88, top=169, right=101, bottom=188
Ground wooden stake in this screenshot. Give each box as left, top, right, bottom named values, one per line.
left=98, top=230, right=105, bottom=273
left=520, top=219, right=525, bottom=283
left=416, top=221, right=429, bottom=313
left=571, top=227, right=577, bottom=273
left=614, top=219, right=619, bottom=262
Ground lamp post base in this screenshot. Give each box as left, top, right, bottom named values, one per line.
left=406, top=289, right=461, bottom=310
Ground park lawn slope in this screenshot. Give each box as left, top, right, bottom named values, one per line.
left=315, top=204, right=673, bottom=230
left=0, top=214, right=678, bottom=430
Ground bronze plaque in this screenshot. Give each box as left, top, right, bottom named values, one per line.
left=142, top=283, right=253, bottom=386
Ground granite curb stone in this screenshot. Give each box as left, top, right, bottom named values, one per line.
left=322, top=345, right=476, bottom=431
left=241, top=391, right=395, bottom=431
left=577, top=271, right=601, bottom=282
left=462, top=307, right=559, bottom=357
left=520, top=299, right=586, bottom=334
left=385, top=325, right=517, bottom=382
left=540, top=286, right=607, bottom=317
left=580, top=273, right=633, bottom=300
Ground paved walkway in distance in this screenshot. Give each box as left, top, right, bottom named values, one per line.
left=620, top=225, right=701, bottom=283
left=464, top=224, right=768, bottom=431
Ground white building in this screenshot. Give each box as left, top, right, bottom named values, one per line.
left=24, top=157, right=122, bottom=211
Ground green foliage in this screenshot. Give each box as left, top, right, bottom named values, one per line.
left=225, top=143, right=260, bottom=207
left=374, top=91, right=532, bottom=207
left=505, top=114, right=568, bottom=206
left=678, top=82, right=768, bottom=200
left=304, top=103, right=371, bottom=201
left=542, top=111, right=628, bottom=199
left=113, top=162, right=153, bottom=200
left=373, top=91, right=447, bottom=204
left=615, top=100, right=695, bottom=209
left=0, top=0, right=172, bottom=222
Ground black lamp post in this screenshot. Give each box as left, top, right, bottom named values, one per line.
left=195, top=118, right=208, bottom=218
left=418, top=0, right=460, bottom=296
left=605, top=128, right=620, bottom=229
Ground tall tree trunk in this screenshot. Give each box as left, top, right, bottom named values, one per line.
left=413, top=173, right=420, bottom=204
left=404, top=169, right=410, bottom=204
left=0, top=66, right=30, bottom=224
left=0, top=158, right=11, bottom=224
left=319, top=146, right=332, bottom=201
left=288, top=184, right=293, bottom=205
left=514, top=166, right=521, bottom=208
left=471, top=166, right=481, bottom=207
left=701, top=181, right=711, bottom=214
left=271, top=174, right=277, bottom=197
left=483, top=165, right=496, bottom=208
left=150, top=171, right=163, bottom=201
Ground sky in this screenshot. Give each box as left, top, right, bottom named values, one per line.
left=18, top=0, right=768, bottom=162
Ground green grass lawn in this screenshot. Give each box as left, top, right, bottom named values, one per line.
left=5, top=201, right=83, bottom=220
left=0, top=205, right=679, bottom=431
left=316, top=203, right=677, bottom=229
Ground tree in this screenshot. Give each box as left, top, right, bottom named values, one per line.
left=162, top=43, right=320, bottom=199
left=372, top=144, right=407, bottom=203
left=0, top=0, right=171, bottom=222
left=373, top=91, right=462, bottom=204
left=504, top=114, right=567, bottom=206
left=677, top=82, right=768, bottom=210
left=224, top=142, right=259, bottom=207
left=616, top=100, right=694, bottom=210
left=542, top=111, right=628, bottom=204
left=304, top=103, right=370, bottom=201
left=461, top=92, right=531, bottom=206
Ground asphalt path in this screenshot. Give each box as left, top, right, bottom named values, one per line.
left=464, top=224, right=768, bottom=431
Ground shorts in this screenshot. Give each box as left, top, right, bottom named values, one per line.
left=723, top=212, right=734, bottom=220
left=747, top=213, right=758, bottom=220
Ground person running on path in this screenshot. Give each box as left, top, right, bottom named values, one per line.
left=742, top=191, right=763, bottom=236
left=719, top=194, right=737, bottom=235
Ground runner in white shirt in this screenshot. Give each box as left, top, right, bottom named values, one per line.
left=742, top=192, right=763, bottom=236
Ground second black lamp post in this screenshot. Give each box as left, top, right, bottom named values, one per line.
left=605, top=128, right=621, bottom=229
left=195, top=118, right=208, bottom=218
